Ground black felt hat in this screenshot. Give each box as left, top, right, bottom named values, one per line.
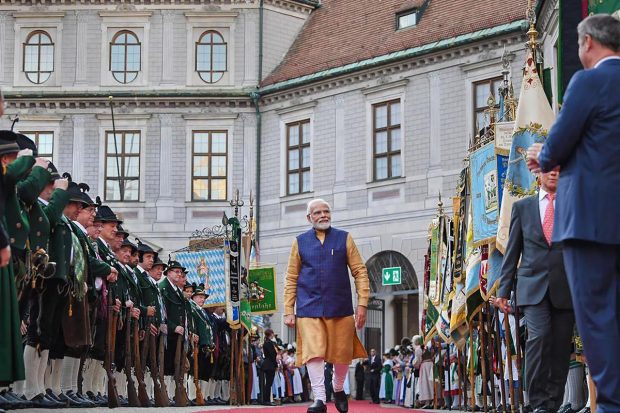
left=116, top=224, right=129, bottom=239
left=135, top=238, right=157, bottom=261
left=152, top=256, right=168, bottom=270
left=121, top=236, right=137, bottom=252
left=77, top=183, right=95, bottom=205
left=47, top=162, right=61, bottom=181
left=0, top=130, right=20, bottom=156
left=15, top=133, right=38, bottom=157
left=95, top=195, right=123, bottom=224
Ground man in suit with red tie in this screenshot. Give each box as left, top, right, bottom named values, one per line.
left=527, top=14, right=620, bottom=412
left=497, top=168, right=575, bottom=413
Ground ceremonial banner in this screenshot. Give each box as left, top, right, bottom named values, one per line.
left=248, top=266, right=278, bottom=315
left=495, top=121, right=515, bottom=154
left=176, top=249, right=226, bottom=307
left=464, top=211, right=483, bottom=320
left=470, top=142, right=499, bottom=246
left=449, top=281, right=468, bottom=349
left=496, top=50, right=555, bottom=253
left=497, top=155, right=508, bottom=210
left=484, top=244, right=504, bottom=300
left=240, top=300, right=252, bottom=331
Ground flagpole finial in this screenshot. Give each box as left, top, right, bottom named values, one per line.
left=526, top=5, right=539, bottom=53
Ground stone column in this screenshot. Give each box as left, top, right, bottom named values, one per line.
left=243, top=11, right=258, bottom=86
left=0, top=14, right=6, bottom=83
left=333, top=95, right=347, bottom=209
left=74, top=12, right=88, bottom=85
left=426, top=73, right=443, bottom=205
left=242, top=114, right=257, bottom=196
left=156, top=114, right=175, bottom=221
left=161, top=11, right=175, bottom=85
left=72, top=116, right=86, bottom=182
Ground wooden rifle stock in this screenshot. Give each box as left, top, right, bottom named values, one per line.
left=157, top=333, right=170, bottom=406
left=174, top=334, right=189, bottom=407
left=124, top=312, right=140, bottom=407
left=133, top=320, right=149, bottom=407
left=150, top=333, right=168, bottom=407
left=106, top=306, right=120, bottom=408
left=194, top=344, right=205, bottom=405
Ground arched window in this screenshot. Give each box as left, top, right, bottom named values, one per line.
left=195, top=30, right=227, bottom=83
left=23, top=31, right=54, bottom=84
left=110, top=30, right=141, bottom=84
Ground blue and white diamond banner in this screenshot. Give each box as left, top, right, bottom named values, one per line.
left=176, top=249, right=226, bottom=307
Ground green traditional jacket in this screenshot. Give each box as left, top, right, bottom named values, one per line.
left=190, top=300, right=213, bottom=347
left=70, top=222, right=111, bottom=301
left=159, top=276, right=189, bottom=334
left=97, top=238, right=125, bottom=303
left=4, top=156, right=35, bottom=251
left=28, top=189, right=69, bottom=253
left=122, top=263, right=144, bottom=317
left=16, top=166, right=52, bottom=252
left=136, top=267, right=163, bottom=326
left=47, top=214, right=76, bottom=281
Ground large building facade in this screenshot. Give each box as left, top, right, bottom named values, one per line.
left=0, top=0, right=564, bottom=351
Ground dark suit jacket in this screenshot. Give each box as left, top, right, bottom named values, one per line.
left=538, top=58, right=620, bottom=244
left=261, top=340, right=278, bottom=371
left=368, top=355, right=381, bottom=375
left=497, top=195, right=572, bottom=309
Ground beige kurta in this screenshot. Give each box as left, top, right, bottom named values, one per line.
left=284, top=229, right=370, bottom=366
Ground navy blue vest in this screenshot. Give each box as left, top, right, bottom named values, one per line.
left=296, top=227, right=354, bottom=318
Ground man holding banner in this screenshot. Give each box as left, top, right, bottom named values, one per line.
left=527, top=14, right=620, bottom=413
left=497, top=168, right=574, bottom=413
left=284, top=199, right=370, bottom=413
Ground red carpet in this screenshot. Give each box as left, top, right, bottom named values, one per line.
left=195, top=400, right=428, bottom=412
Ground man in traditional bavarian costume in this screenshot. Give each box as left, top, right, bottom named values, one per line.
left=284, top=198, right=370, bottom=413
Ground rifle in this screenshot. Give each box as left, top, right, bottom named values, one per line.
left=133, top=319, right=149, bottom=406
left=105, top=300, right=120, bottom=408
left=124, top=311, right=140, bottom=407
left=157, top=333, right=169, bottom=405
left=193, top=343, right=205, bottom=405
left=174, top=333, right=189, bottom=407
left=151, top=332, right=168, bottom=407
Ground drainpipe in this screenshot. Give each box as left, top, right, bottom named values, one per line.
left=251, top=0, right=264, bottom=245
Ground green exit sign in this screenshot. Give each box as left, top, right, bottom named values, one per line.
left=382, top=267, right=402, bottom=286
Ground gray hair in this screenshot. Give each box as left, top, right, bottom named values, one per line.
left=306, top=198, right=331, bottom=216
left=577, top=14, right=620, bottom=52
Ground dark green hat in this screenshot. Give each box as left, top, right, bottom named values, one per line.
left=166, top=259, right=185, bottom=272
left=95, top=199, right=123, bottom=224
left=0, top=130, right=20, bottom=156
left=116, top=224, right=129, bottom=239
left=121, top=236, right=137, bottom=252
left=152, top=256, right=168, bottom=270
left=192, top=288, right=207, bottom=298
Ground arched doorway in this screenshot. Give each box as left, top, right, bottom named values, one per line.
left=365, top=251, right=419, bottom=353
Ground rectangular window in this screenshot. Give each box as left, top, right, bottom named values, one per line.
left=286, top=120, right=311, bottom=195
left=397, top=10, right=417, bottom=29
left=191, top=131, right=228, bottom=201
left=373, top=100, right=401, bottom=181
left=105, top=131, right=140, bottom=202
left=473, top=77, right=502, bottom=136
left=22, top=131, right=54, bottom=162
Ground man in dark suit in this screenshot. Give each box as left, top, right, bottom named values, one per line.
left=497, top=168, right=574, bottom=413
left=526, top=14, right=620, bottom=411
left=367, top=349, right=381, bottom=404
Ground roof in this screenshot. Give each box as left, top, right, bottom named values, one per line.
left=261, top=0, right=529, bottom=87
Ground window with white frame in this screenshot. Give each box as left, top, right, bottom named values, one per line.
left=372, top=99, right=402, bottom=181
left=191, top=131, right=228, bottom=201
left=110, top=30, right=141, bottom=84
left=22, top=131, right=54, bottom=161
left=104, top=131, right=140, bottom=202
left=473, top=77, right=502, bottom=136
left=286, top=120, right=311, bottom=195
left=23, top=30, right=54, bottom=84
left=196, top=30, right=227, bottom=84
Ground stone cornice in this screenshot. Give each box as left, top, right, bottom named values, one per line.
left=0, top=0, right=316, bottom=14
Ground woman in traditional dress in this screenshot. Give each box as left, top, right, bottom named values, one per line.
left=379, top=352, right=394, bottom=403
left=285, top=346, right=303, bottom=402
left=418, top=343, right=435, bottom=408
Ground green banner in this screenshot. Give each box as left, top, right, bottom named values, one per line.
left=248, top=266, right=278, bottom=314
left=241, top=299, right=252, bottom=331
left=589, top=0, right=620, bottom=14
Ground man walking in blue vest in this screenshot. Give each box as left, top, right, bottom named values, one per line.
left=284, top=199, right=370, bottom=413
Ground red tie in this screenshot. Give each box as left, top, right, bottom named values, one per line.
left=543, top=193, right=555, bottom=245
